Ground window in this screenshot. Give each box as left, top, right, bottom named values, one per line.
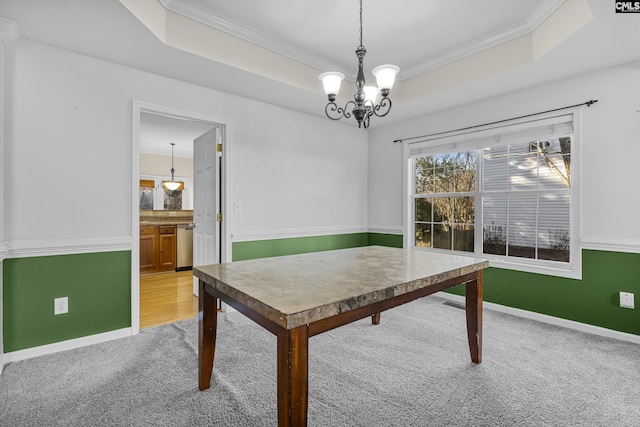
left=139, top=177, right=189, bottom=210
left=139, top=179, right=155, bottom=210
left=162, top=181, right=185, bottom=210
left=415, top=152, right=476, bottom=251
left=482, top=139, right=571, bottom=262
left=408, top=113, right=580, bottom=278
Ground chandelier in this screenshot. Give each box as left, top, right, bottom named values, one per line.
left=163, top=143, right=181, bottom=191
left=319, top=0, right=399, bottom=129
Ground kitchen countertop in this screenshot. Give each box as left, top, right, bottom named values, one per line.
left=140, top=219, right=193, bottom=226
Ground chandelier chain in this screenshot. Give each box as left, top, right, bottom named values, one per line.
left=358, top=0, right=363, bottom=49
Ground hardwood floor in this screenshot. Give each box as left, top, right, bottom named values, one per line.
left=140, top=270, right=198, bottom=329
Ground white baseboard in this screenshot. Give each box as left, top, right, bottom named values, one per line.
left=436, top=292, right=640, bottom=345
left=1, top=327, right=133, bottom=372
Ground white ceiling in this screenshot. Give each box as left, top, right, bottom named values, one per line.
left=140, top=112, right=215, bottom=158
left=2, top=0, right=640, bottom=156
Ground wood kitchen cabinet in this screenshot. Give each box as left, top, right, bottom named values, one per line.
left=140, top=225, right=176, bottom=274
left=158, top=225, right=177, bottom=271
left=140, top=226, right=158, bottom=274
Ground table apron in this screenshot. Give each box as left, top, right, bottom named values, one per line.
left=201, top=270, right=479, bottom=337
left=202, top=281, right=282, bottom=335
left=308, top=271, right=479, bottom=337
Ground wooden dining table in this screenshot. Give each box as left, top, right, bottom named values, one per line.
left=194, top=246, right=489, bottom=426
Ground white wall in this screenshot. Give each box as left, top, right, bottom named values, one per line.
left=140, top=153, right=193, bottom=179
left=368, top=60, right=640, bottom=251
left=0, top=18, right=11, bottom=372
left=4, top=39, right=367, bottom=245
left=7, top=39, right=638, bottom=252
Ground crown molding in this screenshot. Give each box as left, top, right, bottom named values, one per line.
left=162, top=0, right=337, bottom=74
left=162, top=0, right=565, bottom=81
left=401, top=0, right=566, bottom=79
left=0, top=16, right=19, bottom=46
left=527, top=0, right=567, bottom=29
left=400, top=21, right=531, bottom=79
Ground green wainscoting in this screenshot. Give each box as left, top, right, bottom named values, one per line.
left=3, top=251, right=131, bottom=352
left=4, top=236, right=637, bottom=353
left=233, top=235, right=639, bottom=337
left=232, top=232, right=403, bottom=262
left=368, top=232, right=403, bottom=248
left=232, top=233, right=370, bottom=261
left=446, top=250, right=640, bottom=336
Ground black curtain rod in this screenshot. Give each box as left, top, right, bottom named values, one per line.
left=392, top=99, right=598, bottom=144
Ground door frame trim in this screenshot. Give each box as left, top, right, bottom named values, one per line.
left=131, top=100, right=232, bottom=335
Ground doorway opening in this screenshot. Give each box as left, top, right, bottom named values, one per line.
left=131, top=101, right=231, bottom=334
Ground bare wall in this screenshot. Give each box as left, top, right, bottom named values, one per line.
left=4, top=38, right=368, bottom=243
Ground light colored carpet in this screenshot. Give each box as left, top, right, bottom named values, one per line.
left=1, top=295, right=639, bottom=426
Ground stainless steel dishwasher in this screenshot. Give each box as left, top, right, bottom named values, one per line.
left=176, top=223, right=193, bottom=270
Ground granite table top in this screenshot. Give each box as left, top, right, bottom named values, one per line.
left=193, top=246, right=489, bottom=329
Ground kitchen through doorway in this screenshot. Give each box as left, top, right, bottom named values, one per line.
left=132, top=102, right=229, bottom=333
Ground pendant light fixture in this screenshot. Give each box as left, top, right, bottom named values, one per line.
left=319, top=0, right=399, bottom=128
left=163, top=143, right=181, bottom=191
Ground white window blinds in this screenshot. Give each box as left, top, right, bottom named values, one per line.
left=408, top=113, right=573, bottom=158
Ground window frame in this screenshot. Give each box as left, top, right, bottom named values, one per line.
left=403, top=110, right=582, bottom=279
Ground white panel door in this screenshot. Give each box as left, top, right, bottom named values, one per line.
left=193, top=127, right=220, bottom=296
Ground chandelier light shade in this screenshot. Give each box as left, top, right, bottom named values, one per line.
left=319, top=0, right=399, bottom=128
left=164, top=181, right=181, bottom=191
left=163, top=143, right=181, bottom=191
left=372, top=64, right=400, bottom=93
left=319, top=72, right=345, bottom=100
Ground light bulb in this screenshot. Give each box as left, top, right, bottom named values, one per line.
left=363, top=85, right=379, bottom=104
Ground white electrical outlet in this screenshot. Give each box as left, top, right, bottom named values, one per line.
left=619, top=292, right=634, bottom=309
left=54, top=297, right=68, bottom=315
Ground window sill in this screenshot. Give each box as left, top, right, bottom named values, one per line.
left=413, top=246, right=581, bottom=280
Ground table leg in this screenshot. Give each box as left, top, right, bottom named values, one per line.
left=277, top=325, right=309, bottom=427
left=371, top=313, right=381, bottom=325
left=198, top=279, right=218, bottom=391
left=465, top=271, right=483, bottom=364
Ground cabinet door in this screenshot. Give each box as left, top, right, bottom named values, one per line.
left=140, top=226, right=158, bottom=273
left=158, top=226, right=176, bottom=271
